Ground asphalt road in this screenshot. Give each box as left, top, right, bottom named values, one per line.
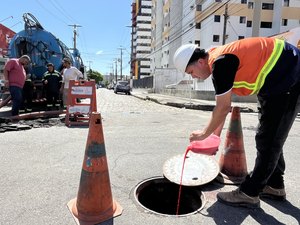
left=0, top=88, right=300, bottom=225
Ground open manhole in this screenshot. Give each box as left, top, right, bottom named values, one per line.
left=134, top=177, right=206, bottom=216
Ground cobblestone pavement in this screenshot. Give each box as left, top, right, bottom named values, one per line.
left=97, top=88, right=183, bottom=113
left=1, top=88, right=300, bottom=225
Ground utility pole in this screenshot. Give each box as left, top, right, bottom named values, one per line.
left=118, top=46, right=126, bottom=80
left=110, top=63, right=114, bottom=82
left=222, top=4, right=229, bottom=45
left=86, top=60, right=93, bottom=70
left=114, top=59, right=118, bottom=83
left=68, top=24, right=82, bottom=50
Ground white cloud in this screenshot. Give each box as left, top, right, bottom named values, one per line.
left=96, top=50, right=103, bottom=55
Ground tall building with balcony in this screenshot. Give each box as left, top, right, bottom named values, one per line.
left=151, top=0, right=300, bottom=93
left=131, top=0, right=152, bottom=80
left=151, top=0, right=183, bottom=90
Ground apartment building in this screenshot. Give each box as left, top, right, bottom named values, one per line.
left=151, top=0, right=300, bottom=92
left=131, top=0, right=152, bottom=79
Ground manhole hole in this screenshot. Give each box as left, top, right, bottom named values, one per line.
left=134, top=177, right=205, bottom=216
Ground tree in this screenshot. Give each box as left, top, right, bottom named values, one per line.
left=86, top=69, right=103, bottom=83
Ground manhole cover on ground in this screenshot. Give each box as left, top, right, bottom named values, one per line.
left=163, top=153, right=219, bottom=186
left=134, top=177, right=205, bottom=216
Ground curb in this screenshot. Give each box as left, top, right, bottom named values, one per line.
left=131, top=93, right=256, bottom=113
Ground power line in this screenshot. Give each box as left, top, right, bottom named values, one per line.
left=135, top=0, right=231, bottom=61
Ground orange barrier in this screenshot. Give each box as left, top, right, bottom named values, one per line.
left=217, top=107, right=248, bottom=184
left=65, top=80, right=97, bottom=126
left=67, top=112, right=123, bottom=225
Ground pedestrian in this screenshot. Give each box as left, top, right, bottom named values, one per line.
left=173, top=37, right=300, bottom=208
left=61, top=57, right=83, bottom=107
left=3, top=55, right=31, bottom=116
left=42, top=63, right=63, bottom=110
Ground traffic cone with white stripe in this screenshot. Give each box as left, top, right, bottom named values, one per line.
left=67, top=112, right=123, bottom=224
left=217, top=107, right=248, bottom=184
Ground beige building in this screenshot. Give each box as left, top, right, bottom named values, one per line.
left=131, top=0, right=152, bottom=80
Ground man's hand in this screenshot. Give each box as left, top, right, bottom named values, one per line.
left=189, top=130, right=208, bottom=142
left=4, top=80, right=9, bottom=88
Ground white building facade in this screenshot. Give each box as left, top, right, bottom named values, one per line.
left=151, top=0, right=300, bottom=92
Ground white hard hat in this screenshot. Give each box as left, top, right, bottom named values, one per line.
left=173, top=44, right=198, bottom=74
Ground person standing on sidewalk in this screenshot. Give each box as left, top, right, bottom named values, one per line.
left=61, top=57, right=83, bottom=107
left=3, top=55, right=31, bottom=116
left=173, top=37, right=300, bottom=208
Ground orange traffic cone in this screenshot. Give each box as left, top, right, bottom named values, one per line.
left=217, top=107, right=248, bottom=184
left=67, top=112, right=123, bottom=225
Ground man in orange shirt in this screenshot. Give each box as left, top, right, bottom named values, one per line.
left=173, top=37, right=300, bottom=208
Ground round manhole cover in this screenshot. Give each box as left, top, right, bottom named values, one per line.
left=163, top=152, right=219, bottom=186
left=134, top=177, right=205, bottom=216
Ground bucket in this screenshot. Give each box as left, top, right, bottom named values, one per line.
left=187, top=134, right=221, bottom=155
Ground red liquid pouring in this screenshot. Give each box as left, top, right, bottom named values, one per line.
left=176, top=148, right=189, bottom=215
left=176, top=134, right=221, bottom=215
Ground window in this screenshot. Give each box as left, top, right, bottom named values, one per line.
left=283, top=0, right=289, bottom=7
left=213, top=35, right=220, bottom=42
left=262, top=3, right=274, bottom=10
left=260, top=22, right=272, bottom=28
left=240, top=16, right=246, bottom=24
left=241, top=0, right=247, bottom=4
left=248, top=2, right=254, bottom=9
left=247, top=21, right=252, bottom=27
left=196, top=22, right=201, bottom=29
left=238, top=36, right=245, bottom=40
left=214, top=15, right=221, bottom=22
left=282, top=19, right=288, bottom=26
left=195, top=40, right=200, bottom=46
left=196, top=4, right=202, bottom=11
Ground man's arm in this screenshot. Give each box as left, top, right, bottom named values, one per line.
left=3, top=64, right=10, bottom=87
left=189, top=90, right=232, bottom=141
left=76, top=68, right=83, bottom=79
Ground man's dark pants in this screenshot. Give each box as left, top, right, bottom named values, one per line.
left=9, top=86, right=23, bottom=116
left=240, top=82, right=300, bottom=196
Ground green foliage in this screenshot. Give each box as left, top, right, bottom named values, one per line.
left=104, top=80, right=110, bottom=86
left=86, top=69, right=103, bottom=83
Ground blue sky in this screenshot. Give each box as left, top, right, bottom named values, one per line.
left=1, top=0, right=133, bottom=75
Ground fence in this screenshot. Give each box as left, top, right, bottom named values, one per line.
left=133, top=76, right=153, bottom=88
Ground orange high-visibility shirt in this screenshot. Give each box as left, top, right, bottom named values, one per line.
left=208, top=37, right=284, bottom=96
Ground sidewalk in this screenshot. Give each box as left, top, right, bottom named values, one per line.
left=131, top=88, right=258, bottom=113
